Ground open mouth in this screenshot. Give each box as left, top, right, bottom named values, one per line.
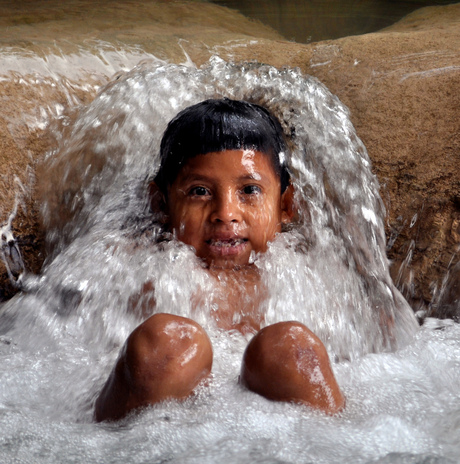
left=205, top=238, right=248, bottom=256
left=206, top=238, right=247, bottom=247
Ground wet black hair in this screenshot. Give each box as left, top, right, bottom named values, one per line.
left=154, top=98, right=290, bottom=194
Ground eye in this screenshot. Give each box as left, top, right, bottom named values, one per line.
left=189, top=186, right=210, bottom=196
left=242, top=185, right=262, bottom=195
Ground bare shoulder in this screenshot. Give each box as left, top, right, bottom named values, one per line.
left=127, top=280, right=156, bottom=319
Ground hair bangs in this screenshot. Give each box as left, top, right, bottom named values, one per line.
left=155, top=99, right=290, bottom=194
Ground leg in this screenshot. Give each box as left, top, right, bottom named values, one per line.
left=94, top=313, right=213, bottom=422
left=240, top=321, right=345, bottom=414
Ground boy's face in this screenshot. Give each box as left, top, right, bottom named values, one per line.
left=165, top=149, right=293, bottom=269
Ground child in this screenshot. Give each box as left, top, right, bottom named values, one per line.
left=94, top=99, right=345, bottom=421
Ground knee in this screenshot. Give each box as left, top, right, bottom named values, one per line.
left=125, top=313, right=213, bottom=402
left=240, top=321, right=344, bottom=414
left=95, top=313, right=212, bottom=421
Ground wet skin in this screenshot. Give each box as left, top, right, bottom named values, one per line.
left=94, top=149, right=344, bottom=421
left=166, top=149, right=293, bottom=269
left=95, top=313, right=213, bottom=422
left=241, top=321, right=345, bottom=413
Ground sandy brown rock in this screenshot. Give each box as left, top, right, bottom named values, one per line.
left=0, top=1, right=458, bottom=317
left=309, top=5, right=460, bottom=316
left=0, top=78, right=96, bottom=300
left=194, top=3, right=460, bottom=315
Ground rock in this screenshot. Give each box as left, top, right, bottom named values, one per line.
left=0, top=1, right=458, bottom=317
left=193, top=3, right=460, bottom=315
left=0, top=78, right=97, bottom=300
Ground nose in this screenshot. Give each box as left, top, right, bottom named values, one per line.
left=210, top=190, right=242, bottom=224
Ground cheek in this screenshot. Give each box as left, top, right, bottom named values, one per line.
left=248, top=202, right=282, bottom=243
left=171, top=207, right=206, bottom=241
left=259, top=200, right=282, bottom=228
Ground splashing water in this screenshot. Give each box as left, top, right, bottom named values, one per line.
left=2, top=57, right=460, bottom=463
left=0, top=187, right=26, bottom=288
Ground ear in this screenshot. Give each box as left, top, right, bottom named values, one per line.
left=148, top=181, right=168, bottom=223
left=281, top=183, right=295, bottom=224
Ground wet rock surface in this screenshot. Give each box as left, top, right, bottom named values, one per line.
left=287, top=4, right=460, bottom=316
left=0, top=79, right=95, bottom=299
left=0, top=1, right=458, bottom=317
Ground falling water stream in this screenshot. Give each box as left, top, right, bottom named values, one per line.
left=1, top=3, right=460, bottom=464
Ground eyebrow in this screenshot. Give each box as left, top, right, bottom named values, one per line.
left=178, top=172, right=265, bottom=184
left=176, top=173, right=214, bottom=185
left=240, top=173, right=262, bottom=181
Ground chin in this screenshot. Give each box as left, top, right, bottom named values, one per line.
left=203, top=256, right=251, bottom=270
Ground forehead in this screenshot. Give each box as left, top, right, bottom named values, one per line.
left=175, top=149, right=280, bottom=183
